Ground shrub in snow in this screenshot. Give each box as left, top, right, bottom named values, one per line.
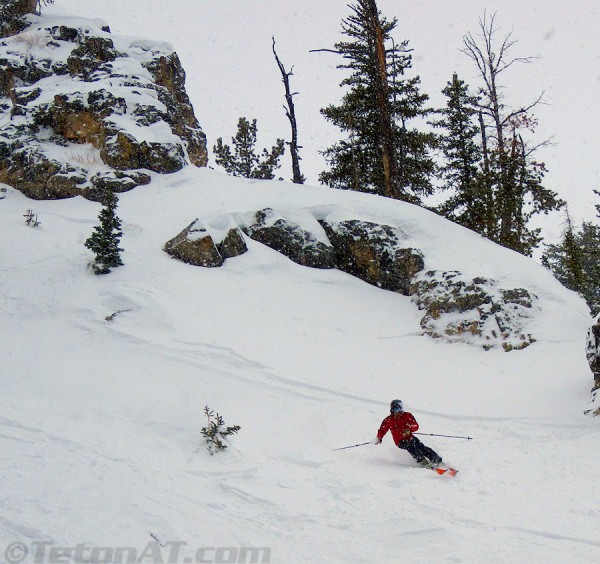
left=200, top=406, right=240, bottom=455
left=23, top=208, right=40, bottom=227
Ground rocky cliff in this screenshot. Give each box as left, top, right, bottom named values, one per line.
left=0, top=14, right=207, bottom=200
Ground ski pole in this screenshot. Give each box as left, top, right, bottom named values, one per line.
left=332, top=441, right=373, bottom=451
left=414, top=432, right=473, bottom=440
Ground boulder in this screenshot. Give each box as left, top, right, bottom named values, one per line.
left=410, top=270, right=537, bottom=351
left=218, top=226, right=248, bottom=260
left=320, top=218, right=424, bottom=294
left=84, top=170, right=151, bottom=200
left=164, top=219, right=248, bottom=267
left=243, top=208, right=336, bottom=269
left=100, top=131, right=186, bottom=173
left=164, top=220, right=224, bottom=268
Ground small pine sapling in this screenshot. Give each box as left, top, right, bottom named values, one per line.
left=23, top=209, right=40, bottom=227
left=213, top=117, right=285, bottom=180
left=200, top=406, right=241, bottom=455
left=84, top=190, right=124, bottom=275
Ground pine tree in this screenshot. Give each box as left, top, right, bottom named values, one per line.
left=595, top=189, right=600, bottom=219
left=579, top=221, right=600, bottom=316
left=213, top=117, right=285, bottom=180
left=462, top=13, right=564, bottom=256
left=85, top=191, right=124, bottom=275
left=433, top=73, right=487, bottom=231
left=318, top=0, right=434, bottom=204
left=542, top=213, right=600, bottom=316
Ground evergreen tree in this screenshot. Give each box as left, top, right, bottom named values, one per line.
left=579, top=222, right=600, bottom=315
left=213, top=117, right=285, bottom=180
left=542, top=214, right=600, bottom=316
left=462, top=13, right=564, bottom=256
left=432, top=73, right=487, bottom=231
left=319, top=0, right=434, bottom=203
left=595, top=189, right=600, bottom=219
left=85, top=191, right=124, bottom=275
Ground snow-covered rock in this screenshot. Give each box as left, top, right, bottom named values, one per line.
left=0, top=14, right=206, bottom=200
left=164, top=218, right=247, bottom=267
left=586, top=315, right=600, bottom=414
left=320, top=217, right=424, bottom=295
left=243, top=208, right=337, bottom=269
left=411, top=270, right=537, bottom=351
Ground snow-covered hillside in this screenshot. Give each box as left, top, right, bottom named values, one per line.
left=1, top=163, right=598, bottom=563
left=47, top=0, right=600, bottom=237
left=1, top=2, right=599, bottom=563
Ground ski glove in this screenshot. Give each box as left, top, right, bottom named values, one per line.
left=374, top=437, right=382, bottom=444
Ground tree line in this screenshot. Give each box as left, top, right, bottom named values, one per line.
left=215, top=3, right=563, bottom=256
left=3, top=0, right=597, bottom=311
left=213, top=1, right=597, bottom=315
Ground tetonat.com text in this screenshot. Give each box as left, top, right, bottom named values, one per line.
left=3, top=541, right=272, bottom=564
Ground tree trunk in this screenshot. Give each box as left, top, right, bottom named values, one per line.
left=272, top=37, right=304, bottom=184
left=478, top=110, right=495, bottom=239
left=364, top=0, right=397, bottom=199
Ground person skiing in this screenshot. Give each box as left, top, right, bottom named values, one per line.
left=375, top=399, right=442, bottom=468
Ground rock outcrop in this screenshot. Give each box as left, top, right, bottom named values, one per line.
left=586, top=317, right=600, bottom=415
left=165, top=209, right=541, bottom=353
left=0, top=15, right=207, bottom=199
left=410, top=271, right=537, bottom=351
left=242, top=208, right=336, bottom=269
left=320, top=218, right=424, bottom=295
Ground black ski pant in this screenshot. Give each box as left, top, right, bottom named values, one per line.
left=397, top=436, right=442, bottom=465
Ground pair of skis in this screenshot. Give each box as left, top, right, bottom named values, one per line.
left=432, top=466, right=459, bottom=476
left=421, top=462, right=458, bottom=476
left=331, top=441, right=460, bottom=476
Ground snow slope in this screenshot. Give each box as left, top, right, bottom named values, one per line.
left=0, top=163, right=598, bottom=563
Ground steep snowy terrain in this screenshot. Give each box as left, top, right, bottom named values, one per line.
left=0, top=165, right=597, bottom=563
left=1, top=2, right=599, bottom=563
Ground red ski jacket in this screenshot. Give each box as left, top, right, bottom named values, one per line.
left=377, top=412, right=419, bottom=444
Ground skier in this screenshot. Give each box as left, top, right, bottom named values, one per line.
left=375, top=399, right=442, bottom=468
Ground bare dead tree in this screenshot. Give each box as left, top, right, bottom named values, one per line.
left=272, top=36, right=304, bottom=184
left=462, top=11, right=542, bottom=155
left=462, top=11, right=560, bottom=253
